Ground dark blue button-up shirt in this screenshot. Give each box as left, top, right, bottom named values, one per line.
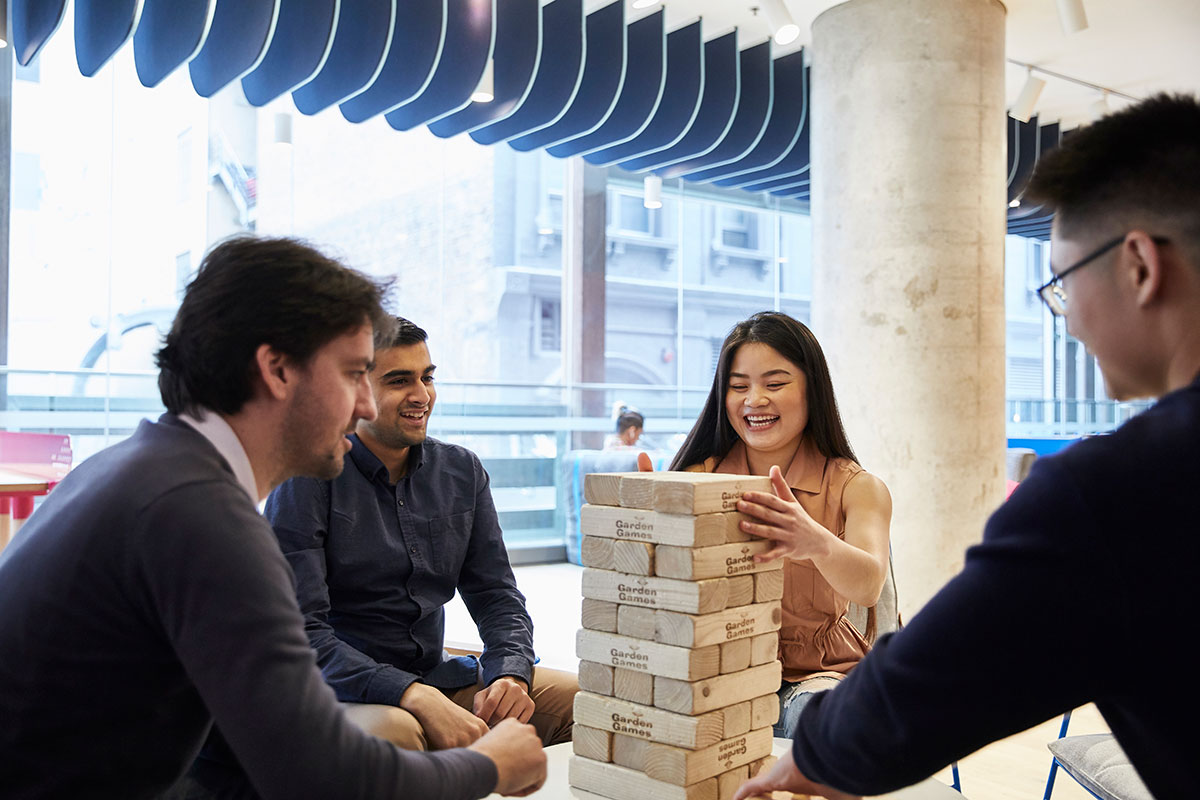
left=265, top=435, right=534, bottom=706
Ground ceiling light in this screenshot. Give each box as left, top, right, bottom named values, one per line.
left=472, top=58, right=495, bottom=104
left=273, top=113, right=293, bottom=147
left=1008, top=69, right=1045, bottom=123
left=760, top=0, right=801, bottom=46
left=643, top=175, right=662, bottom=210
left=1089, top=90, right=1109, bottom=121
left=1056, top=0, right=1088, bottom=34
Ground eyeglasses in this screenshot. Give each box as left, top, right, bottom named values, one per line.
left=1035, top=234, right=1169, bottom=316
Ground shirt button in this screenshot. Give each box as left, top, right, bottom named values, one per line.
left=410, top=546, right=418, bottom=554
left=398, top=499, right=405, bottom=507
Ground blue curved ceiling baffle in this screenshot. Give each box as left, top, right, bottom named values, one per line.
left=241, top=0, right=338, bottom=107
left=75, top=0, right=142, bottom=77
left=428, top=0, right=541, bottom=139
left=340, top=3, right=445, bottom=123
left=657, top=41, right=771, bottom=180
left=768, top=178, right=809, bottom=198
left=11, top=0, right=67, bottom=67
left=691, top=48, right=806, bottom=185
left=508, top=1, right=625, bottom=153
left=1007, top=115, right=1040, bottom=204
left=133, top=0, right=215, bottom=88
left=552, top=9, right=665, bottom=159
left=584, top=20, right=703, bottom=167
left=720, top=62, right=810, bottom=190
left=189, top=0, right=278, bottom=97
left=1009, top=119, right=1060, bottom=219
left=385, top=0, right=494, bottom=132
left=468, top=0, right=584, bottom=146
left=292, top=0, right=395, bottom=114
left=628, top=29, right=738, bottom=173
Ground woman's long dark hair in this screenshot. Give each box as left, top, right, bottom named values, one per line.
left=670, top=312, right=858, bottom=471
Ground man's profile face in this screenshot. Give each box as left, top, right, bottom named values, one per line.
left=357, top=341, right=437, bottom=452
left=283, top=323, right=378, bottom=480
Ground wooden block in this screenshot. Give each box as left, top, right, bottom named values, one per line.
left=611, top=732, right=650, bottom=771
left=753, top=569, right=785, bottom=602
left=718, top=765, right=749, bottom=800
left=750, top=632, right=779, bottom=666
left=577, top=630, right=720, bottom=682
left=614, top=667, right=654, bottom=705
left=582, top=536, right=616, bottom=569
left=726, top=575, right=755, bottom=607
left=573, top=724, right=613, bottom=762
left=751, top=694, right=780, bottom=729
left=579, top=660, right=614, bottom=696
left=582, top=504, right=751, bottom=547
left=569, top=756, right=718, bottom=800
left=619, top=473, right=773, bottom=515
left=721, top=701, right=751, bottom=738
left=584, top=472, right=640, bottom=507
left=617, top=605, right=658, bottom=641
left=656, top=541, right=783, bottom=581
left=655, top=661, right=783, bottom=715
left=719, top=639, right=752, bottom=674
left=612, top=539, right=655, bottom=575
left=573, top=690, right=727, bottom=750
left=749, top=754, right=777, bottom=777
left=655, top=601, right=782, bottom=649
left=583, top=568, right=731, bottom=615
left=643, top=727, right=774, bottom=786
left=582, top=599, right=619, bottom=633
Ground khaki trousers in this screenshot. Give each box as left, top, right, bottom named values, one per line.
left=343, top=666, right=577, bottom=751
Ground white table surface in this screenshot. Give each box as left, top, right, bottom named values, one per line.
left=485, top=739, right=964, bottom=800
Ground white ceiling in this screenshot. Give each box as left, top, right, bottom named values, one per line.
left=616, top=0, right=1200, bottom=130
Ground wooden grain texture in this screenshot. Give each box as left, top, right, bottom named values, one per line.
left=573, top=690, right=726, bottom=750
left=750, top=693, right=779, bottom=729
left=618, top=473, right=772, bottom=515
left=655, top=661, right=783, bottom=715
left=569, top=756, right=719, bottom=800
left=611, top=732, right=650, bottom=771
left=749, top=632, right=779, bottom=666
left=612, top=539, right=656, bottom=575
left=582, top=568, right=731, bottom=614
left=573, top=724, right=613, bottom=762
left=577, top=629, right=720, bottom=681
left=717, top=765, right=749, bottom=800
left=582, top=504, right=751, bottom=547
left=584, top=472, right=640, bottom=507
left=581, top=536, right=616, bottom=569
left=616, top=605, right=657, bottom=641
left=578, top=660, right=614, bottom=696
left=613, top=667, right=654, bottom=705
left=582, top=599, right=619, bottom=633
left=719, top=701, right=751, bottom=738
left=642, top=727, right=774, bottom=786
left=655, top=601, right=782, bottom=648
left=656, top=541, right=782, bottom=581
left=719, top=638, right=752, bottom=674
left=753, top=569, right=785, bottom=602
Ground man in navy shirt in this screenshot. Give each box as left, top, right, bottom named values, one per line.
left=735, top=94, right=1200, bottom=800
left=267, top=317, right=576, bottom=752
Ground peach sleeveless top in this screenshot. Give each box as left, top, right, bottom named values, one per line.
left=695, top=437, right=870, bottom=682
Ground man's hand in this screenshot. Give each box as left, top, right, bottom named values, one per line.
left=399, top=682, right=489, bottom=749
left=732, top=749, right=860, bottom=800
left=468, top=718, right=547, bottom=797
left=473, top=676, right=535, bottom=726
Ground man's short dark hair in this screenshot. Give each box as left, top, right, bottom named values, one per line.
left=156, top=236, right=394, bottom=416
left=1026, top=93, right=1200, bottom=254
left=376, top=316, right=428, bottom=350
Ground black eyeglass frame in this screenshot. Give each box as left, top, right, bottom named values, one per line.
left=1035, top=234, right=1169, bottom=316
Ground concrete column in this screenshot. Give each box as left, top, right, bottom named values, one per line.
left=563, top=157, right=608, bottom=449
left=810, top=0, right=1008, bottom=618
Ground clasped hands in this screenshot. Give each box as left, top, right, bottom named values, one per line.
left=401, top=676, right=534, bottom=750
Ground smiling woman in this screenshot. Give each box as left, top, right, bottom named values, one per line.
left=668, top=311, right=893, bottom=738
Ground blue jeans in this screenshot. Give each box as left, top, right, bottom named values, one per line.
left=774, top=675, right=842, bottom=738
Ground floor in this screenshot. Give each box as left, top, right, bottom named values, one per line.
left=445, top=562, right=1110, bottom=800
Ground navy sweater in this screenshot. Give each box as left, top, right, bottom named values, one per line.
left=0, top=416, right=496, bottom=800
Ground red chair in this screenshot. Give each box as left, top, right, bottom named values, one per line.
left=0, top=431, right=72, bottom=552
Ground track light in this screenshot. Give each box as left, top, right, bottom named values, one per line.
left=760, top=0, right=801, bottom=46
left=1008, top=69, right=1045, bottom=123
left=273, top=113, right=293, bottom=147
left=1089, top=90, right=1109, bottom=121
left=1056, top=0, right=1088, bottom=34
left=643, top=175, right=662, bottom=210
left=471, top=58, right=495, bottom=104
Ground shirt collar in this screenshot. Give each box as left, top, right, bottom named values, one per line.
left=348, top=433, right=426, bottom=485
left=715, top=437, right=827, bottom=494
left=178, top=409, right=259, bottom=503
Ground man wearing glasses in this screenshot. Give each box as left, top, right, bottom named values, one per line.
left=736, top=94, right=1200, bottom=800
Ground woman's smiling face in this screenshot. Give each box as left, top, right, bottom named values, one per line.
left=724, top=342, right=809, bottom=464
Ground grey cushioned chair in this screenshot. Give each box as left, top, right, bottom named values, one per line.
left=1043, top=713, right=1152, bottom=800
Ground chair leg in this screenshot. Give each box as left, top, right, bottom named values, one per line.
left=950, top=761, right=961, bottom=792
left=1042, top=710, right=1073, bottom=800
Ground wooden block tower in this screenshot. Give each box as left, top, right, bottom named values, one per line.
left=569, top=471, right=786, bottom=800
